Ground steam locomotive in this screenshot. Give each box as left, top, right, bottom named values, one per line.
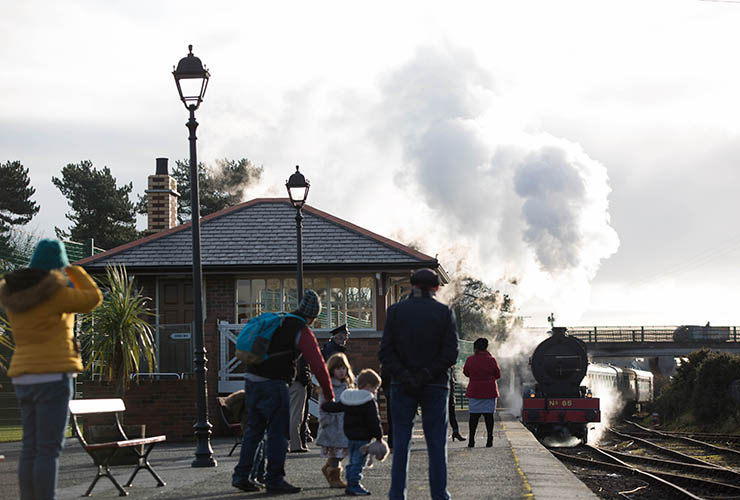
left=521, top=326, right=653, bottom=444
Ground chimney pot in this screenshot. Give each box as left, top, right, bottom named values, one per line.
left=156, top=157, right=169, bottom=175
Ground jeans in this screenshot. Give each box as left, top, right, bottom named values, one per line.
left=232, top=379, right=290, bottom=487
left=345, top=439, right=370, bottom=486
left=389, top=384, right=450, bottom=500
left=14, top=376, right=73, bottom=500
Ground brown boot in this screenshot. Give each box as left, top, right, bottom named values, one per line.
left=327, top=466, right=347, bottom=488
left=321, top=460, right=332, bottom=485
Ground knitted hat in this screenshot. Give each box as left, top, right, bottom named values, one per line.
left=410, top=268, right=439, bottom=288
left=29, top=239, right=69, bottom=270
left=297, top=289, right=321, bottom=318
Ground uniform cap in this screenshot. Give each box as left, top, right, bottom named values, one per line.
left=330, top=324, right=349, bottom=336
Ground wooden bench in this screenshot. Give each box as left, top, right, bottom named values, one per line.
left=68, top=398, right=167, bottom=497
left=216, top=396, right=243, bottom=456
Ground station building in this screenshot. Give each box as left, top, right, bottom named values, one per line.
left=75, top=160, right=448, bottom=439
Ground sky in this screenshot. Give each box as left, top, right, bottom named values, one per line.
left=2, top=0, right=740, bottom=328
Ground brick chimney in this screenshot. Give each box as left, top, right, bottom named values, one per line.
left=145, top=158, right=180, bottom=233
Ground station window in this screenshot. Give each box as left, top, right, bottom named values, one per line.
left=236, top=276, right=375, bottom=330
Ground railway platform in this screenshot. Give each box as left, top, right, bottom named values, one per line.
left=0, top=411, right=598, bottom=499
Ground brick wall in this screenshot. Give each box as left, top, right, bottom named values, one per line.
left=341, top=337, right=381, bottom=373
left=81, top=379, right=197, bottom=441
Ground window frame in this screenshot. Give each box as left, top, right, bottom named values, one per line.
left=234, top=275, right=377, bottom=331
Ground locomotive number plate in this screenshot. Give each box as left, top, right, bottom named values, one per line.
left=548, top=399, right=573, bottom=407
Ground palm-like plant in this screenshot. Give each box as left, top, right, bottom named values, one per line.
left=81, top=265, right=156, bottom=397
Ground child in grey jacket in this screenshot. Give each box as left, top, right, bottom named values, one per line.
left=316, top=352, right=355, bottom=488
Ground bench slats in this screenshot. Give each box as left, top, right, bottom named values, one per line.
left=69, top=398, right=126, bottom=414
left=83, top=435, right=167, bottom=451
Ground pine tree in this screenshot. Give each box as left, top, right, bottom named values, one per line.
left=52, top=161, right=138, bottom=250
left=0, top=161, right=39, bottom=264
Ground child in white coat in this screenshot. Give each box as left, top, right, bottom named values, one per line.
left=316, top=352, right=355, bottom=488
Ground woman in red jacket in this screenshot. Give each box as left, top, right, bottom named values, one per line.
left=463, top=337, right=501, bottom=447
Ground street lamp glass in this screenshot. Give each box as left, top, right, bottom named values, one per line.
left=286, top=165, right=310, bottom=208
left=173, top=45, right=210, bottom=109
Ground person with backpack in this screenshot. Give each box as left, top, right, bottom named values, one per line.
left=232, top=290, right=335, bottom=494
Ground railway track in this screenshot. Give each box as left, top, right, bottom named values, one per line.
left=552, top=444, right=740, bottom=499
left=615, top=421, right=740, bottom=470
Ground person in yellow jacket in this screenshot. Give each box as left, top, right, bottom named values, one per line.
left=0, top=239, right=102, bottom=500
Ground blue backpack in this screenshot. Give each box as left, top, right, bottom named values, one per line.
left=236, top=312, right=306, bottom=365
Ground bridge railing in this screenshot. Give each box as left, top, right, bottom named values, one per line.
left=565, top=326, right=740, bottom=343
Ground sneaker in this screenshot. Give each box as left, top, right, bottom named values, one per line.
left=233, top=479, right=261, bottom=492
left=345, top=483, right=371, bottom=496
left=265, top=480, right=301, bottom=494
left=289, top=447, right=309, bottom=453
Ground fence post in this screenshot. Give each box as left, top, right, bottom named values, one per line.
left=593, top=327, right=597, bottom=343
left=641, top=326, right=645, bottom=342
left=85, top=238, right=94, bottom=258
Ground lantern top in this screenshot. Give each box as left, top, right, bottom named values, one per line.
left=174, top=45, right=209, bottom=77
left=286, top=165, right=309, bottom=188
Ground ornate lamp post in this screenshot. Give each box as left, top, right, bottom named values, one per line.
left=172, top=44, right=216, bottom=468
left=286, top=166, right=310, bottom=298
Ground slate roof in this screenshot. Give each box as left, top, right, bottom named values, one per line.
left=77, top=198, right=441, bottom=274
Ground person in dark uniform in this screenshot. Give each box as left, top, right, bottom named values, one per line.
left=322, top=324, right=350, bottom=360
left=449, top=369, right=465, bottom=441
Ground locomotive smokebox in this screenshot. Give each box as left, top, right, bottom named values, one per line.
left=531, top=327, right=588, bottom=398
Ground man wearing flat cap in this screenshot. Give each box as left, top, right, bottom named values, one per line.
left=322, top=323, right=350, bottom=361
left=379, top=267, right=458, bottom=500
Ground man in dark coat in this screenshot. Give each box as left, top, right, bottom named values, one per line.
left=322, top=323, right=350, bottom=360
left=379, top=268, right=458, bottom=500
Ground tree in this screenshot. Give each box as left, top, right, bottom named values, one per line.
left=654, top=348, right=740, bottom=429
left=0, top=228, right=39, bottom=272
left=79, top=265, right=156, bottom=397
left=136, top=157, right=263, bottom=223
left=447, top=276, right=520, bottom=341
left=0, top=161, right=39, bottom=258
left=52, top=161, right=138, bottom=249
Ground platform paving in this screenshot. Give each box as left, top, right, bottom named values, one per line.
left=0, top=411, right=597, bottom=499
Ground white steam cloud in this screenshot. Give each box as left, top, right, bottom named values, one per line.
left=242, top=44, right=619, bottom=321
left=373, top=45, right=619, bottom=320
